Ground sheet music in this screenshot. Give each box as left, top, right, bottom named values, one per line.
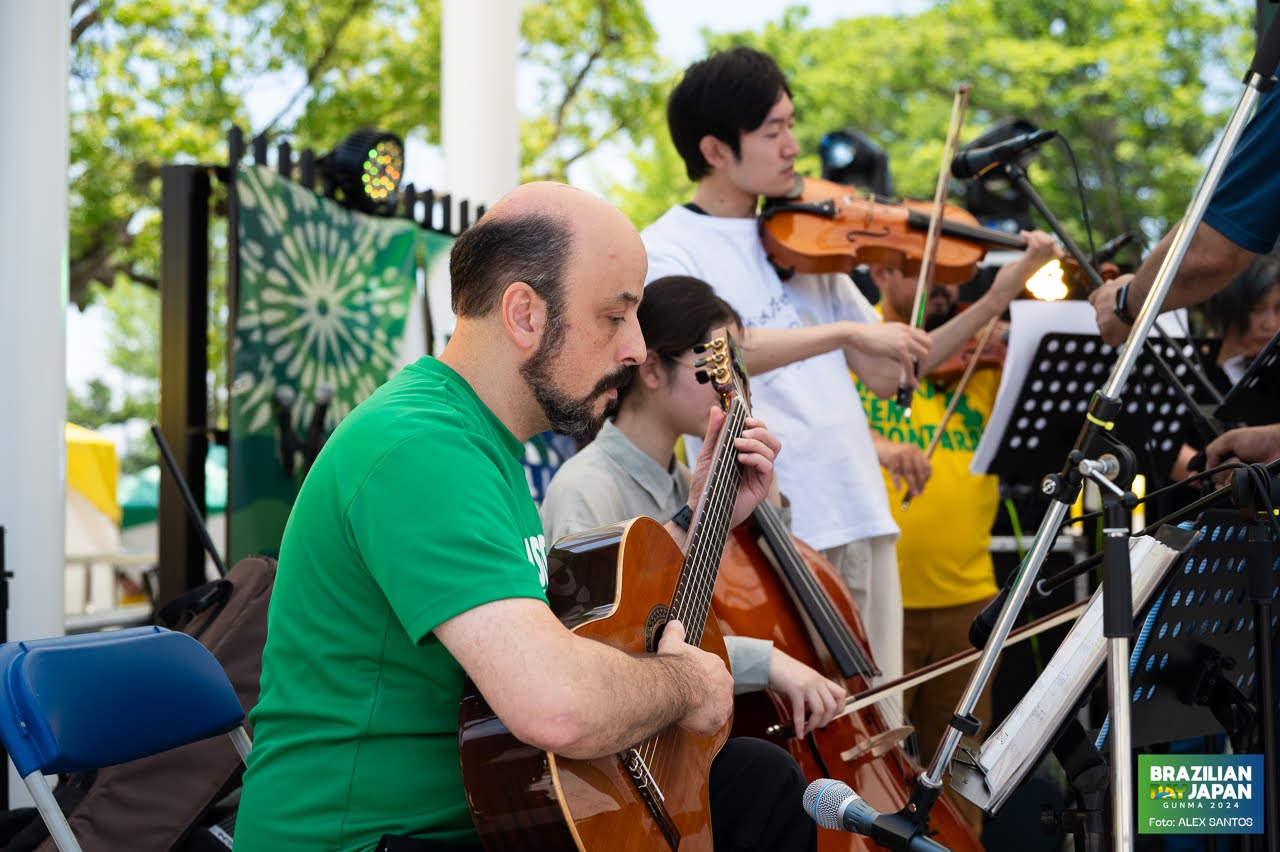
left=951, top=533, right=1185, bottom=813
left=971, top=300, right=1096, bottom=475
left=970, top=301, right=1190, bottom=475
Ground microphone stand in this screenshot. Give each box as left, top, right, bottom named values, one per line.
left=898, top=18, right=1280, bottom=852
left=999, top=160, right=1105, bottom=291
left=1085, top=451, right=1139, bottom=851
left=1000, top=158, right=1224, bottom=429
left=1237, top=469, right=1279, bottom=852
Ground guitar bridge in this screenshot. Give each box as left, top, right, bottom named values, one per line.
left=620, top=748, right=680, bottom=850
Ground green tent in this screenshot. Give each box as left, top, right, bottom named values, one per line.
left=119, top=445, right=228, bottom=528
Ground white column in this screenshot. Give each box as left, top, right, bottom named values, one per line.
left=0, top=12, right=70, bottom=629
left=0, top=0, right=70, bottom=808
left=442, top=0, right=520, bottom=208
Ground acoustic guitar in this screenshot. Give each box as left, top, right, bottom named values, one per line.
left=459, top=332, right=753, bottom=851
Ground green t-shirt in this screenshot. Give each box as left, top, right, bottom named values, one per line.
left=234, top=357, right=549, bottom=851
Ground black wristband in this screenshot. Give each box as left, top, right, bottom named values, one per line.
left=670, top=504, right=694, bottom=531
left=1113, top=282, right=1137, bottom=326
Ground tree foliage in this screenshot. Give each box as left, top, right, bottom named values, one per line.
left=67, top=0, right=663, bottom=308
left=68, top=0, right=445, bottom=309
left=68, top=0, right=658, bottom=442
left=65, top=279, right=163, bottom=472
left=614, top=0, right=1251, bottom=257
left=68, top=0, right=1251, bottom=446
left=69, top=0, right=242, bottom=307
left=520, top=0, right=669, bottom=183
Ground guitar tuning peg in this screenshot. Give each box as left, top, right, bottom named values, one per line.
left=692, top=342, right=708, bottom=354
left=695, top=370, right=711, bottom=385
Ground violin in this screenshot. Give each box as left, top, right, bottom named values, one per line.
left=759, top=176, right=1027, bottom=285
left=927, top=318, right=1009, bottom=386
left=713, top=503, right=984, bottom=852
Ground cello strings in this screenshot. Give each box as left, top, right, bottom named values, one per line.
left=751, top=478, right=907, bottom=729
left=754, top=505, right=875, bottom=677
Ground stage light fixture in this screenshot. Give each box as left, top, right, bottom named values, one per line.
left=319, top=128, right=404, bottom=216
left=818, top=128, right=894, bottom=197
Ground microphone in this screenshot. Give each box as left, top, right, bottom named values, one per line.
left=968, top=585, right=1009, bottom=650
left=951, top=129, right=1057, bottom=179
left=1091, top=232, right=1135, bottom=266
left=803, top=779, right=951, bottom=852
left=274, top=384, right=298, bottom=478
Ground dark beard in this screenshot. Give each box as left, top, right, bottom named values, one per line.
left=520, top=327, right=631, bottom=441
left=923, top=308, right=955, bottom=332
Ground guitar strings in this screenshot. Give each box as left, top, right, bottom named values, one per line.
left=637, top=397, right=744, bottom=774
left=645, top=397, right=747, bottom=783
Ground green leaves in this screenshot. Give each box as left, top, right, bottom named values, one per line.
left=520, top=0, right=669, bottom=183
left=614, top=0, right=1249, bottom=249
left=68, top=0, right=1250, bottom=442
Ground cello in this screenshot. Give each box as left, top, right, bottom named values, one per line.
left=713, top=503, right=985, bottom=852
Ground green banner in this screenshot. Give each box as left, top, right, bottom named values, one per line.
left=1138, top=754, right=1264, bottom=834
left=229, top=164, right=429, bottom=563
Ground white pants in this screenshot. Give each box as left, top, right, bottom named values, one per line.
left=821, top=533, right=904, bottom=688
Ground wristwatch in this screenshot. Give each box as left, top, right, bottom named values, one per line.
left=670, top=504, right=694, bottom=531
left=1113, top=282, right=1136, bottom=326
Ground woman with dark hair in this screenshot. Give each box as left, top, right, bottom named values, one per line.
left=540, top=275, right=846, bottom=739
left=1200, top=254, right=1280, bottom=391
left=1170, top=256, right=1280, bottom=482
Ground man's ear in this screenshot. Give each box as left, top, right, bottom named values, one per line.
left=698, top=134, right=735, bottom=172
left=501, top=281, right=545, bottom=354
left=867, top=264, right=895, bottom=288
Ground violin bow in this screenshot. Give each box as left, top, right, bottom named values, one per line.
left=765, top=597, right=1089, bottom=739
left=895, top=82, right=971, bottom=421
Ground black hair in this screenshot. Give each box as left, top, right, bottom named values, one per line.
left=615, top=276, right=743, bottom=405
left=448, top=212, right=574, bottom=321
left=1201, top=255, right=1280, bottom=339
left=666, top=46, right=792, bottom=182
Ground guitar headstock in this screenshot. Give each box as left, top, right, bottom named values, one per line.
left=693, top=327, right=750, bottom=411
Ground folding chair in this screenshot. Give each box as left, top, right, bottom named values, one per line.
left=0, top=625, right=251, bottom=852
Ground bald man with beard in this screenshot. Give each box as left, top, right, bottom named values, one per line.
left=233, top=182, right=813, bottom=852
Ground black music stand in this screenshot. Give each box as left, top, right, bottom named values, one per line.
left=1214, top=328, right=1280, bottom=428
left=950, top=524, right=1202, bottom=841
left=983, top=333, right=1217, bottom=484
left=1129, top=508, right=1279, bottom=749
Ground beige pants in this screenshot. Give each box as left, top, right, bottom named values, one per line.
left=821, top=533, right=904, bottom=695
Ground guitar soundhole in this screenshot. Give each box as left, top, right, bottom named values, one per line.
left=644, top=605, right=670, bottom=653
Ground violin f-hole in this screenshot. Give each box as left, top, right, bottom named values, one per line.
left=845, top=226, right=892, bottom=241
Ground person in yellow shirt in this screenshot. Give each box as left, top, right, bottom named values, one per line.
left=854, top=241, right=1056, bottom=830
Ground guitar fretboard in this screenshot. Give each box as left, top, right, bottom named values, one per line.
left=668, top=395, right=747, bottom=645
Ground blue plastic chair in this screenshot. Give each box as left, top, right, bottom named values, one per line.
left=0, top=626, right=251, bottom=851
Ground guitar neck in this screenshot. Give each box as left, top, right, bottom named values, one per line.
left=670, top=396, right=748, bottom=645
